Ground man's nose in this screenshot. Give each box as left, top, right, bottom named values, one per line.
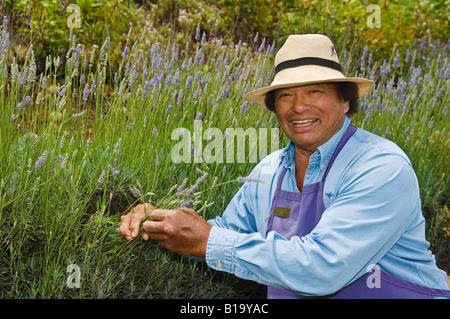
left=292, top=93, right=312, bottom=113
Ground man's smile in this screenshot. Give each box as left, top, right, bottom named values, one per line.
left=290, top=119, right=319, bottom=129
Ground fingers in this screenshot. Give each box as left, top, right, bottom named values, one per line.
left=142, top=218, right=169, bottom=247
left=144, top=203, right=156, bottom=213
left=118, top=213, right=133, bottom=239
left=129, top=213, right=143, bottom=238
left=118, top=203, right=155, bottom=240
left=148, top=209, right=168, bottom=221
left=142, top=219, right=165, bottom=234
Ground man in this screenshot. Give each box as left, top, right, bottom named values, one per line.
left=119, top=35, right=450, bottom=298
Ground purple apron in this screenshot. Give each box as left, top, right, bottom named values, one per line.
left=266, top=124, right=450, bottom=299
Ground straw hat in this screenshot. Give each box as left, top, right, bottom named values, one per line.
left=244, top=34, right=374, bottom=109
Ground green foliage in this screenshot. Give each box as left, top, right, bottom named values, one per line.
left=5, top=0, right=139, bottom=67
left=5, top=0, right=449, bottom=71
left=207, top=0, right=450, bottom=66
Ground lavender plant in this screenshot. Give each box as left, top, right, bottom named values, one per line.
left=0, top=14, right=448, bottom=298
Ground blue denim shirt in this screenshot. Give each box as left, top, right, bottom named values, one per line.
left=206, top=116, right=450, bottom=296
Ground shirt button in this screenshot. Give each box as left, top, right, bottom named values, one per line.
left=216, top=261, right=222, bottom=268
left=252, top=275, right=258, bottom=281
left=320, top=163, right=325, bottom=169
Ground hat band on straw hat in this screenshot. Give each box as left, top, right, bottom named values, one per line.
left=274, top=57, right=343, bottom=75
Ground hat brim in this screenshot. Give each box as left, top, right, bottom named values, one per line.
left=244, top=76, right=374, bottom=109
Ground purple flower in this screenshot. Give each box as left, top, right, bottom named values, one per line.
left=177, top=89, right=183, bottom=105
left=186, top=173, right=208, bottom=194
left=258, top=42, right=264, bottom=52
left=195, top=112, right=203, bottom=120
left=98, top=170, right=106, bottom=184
left=124, top=46, right=129, bottom=57
left=182, top=200, right=193, bottom=208
left=35, top=150, right=48, bottom=170
left=201, top=32, right=206, bottom=46
left=380, top=61, right=391, bottom=77
left=173, top=69, right=180, bottom=85
left=393, top=51, right=400, bottom=68
left=152, top=125, right=158, bottom=138
left=109, top=164, right=120, bottom=176
left=72, top=109, right=87, bottom=118
left=195, top=23, right=201, bottom=41
left=82, top=84, right=89, bottom=101
left=420, top=88, right=426, bottom=97
left=23, top=95, right=31, bottom=105
left=237, top=176, right=264, bottom=183
left=165, top=75, right=172, bottom=86
left=405, top=49, right=410, bottom=63
left=19, top=66, right=28, bottom=84
left=177, top=178, right=188, bottom=192
left=186, top=76, right=193, bottom=88
left=240, top=103, right=246, bottom=114
left=16, top=102, right=24, bottom=110
left=192, top=89, right=199, bottom=100
left=194, top=71, right=201, bottom=81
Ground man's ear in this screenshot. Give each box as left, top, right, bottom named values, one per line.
left=343, top=100, right=350, bottom=114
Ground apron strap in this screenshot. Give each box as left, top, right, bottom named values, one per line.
left=322, top=124, right=357, bottom=181
left=275, top=167, right=288, bottom=193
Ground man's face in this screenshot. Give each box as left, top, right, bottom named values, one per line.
left=274, top=83, right=349, bottom=155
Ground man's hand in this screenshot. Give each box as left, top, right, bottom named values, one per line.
left=119, top=203, right=155, bottom=240
left=143, top=209, right=212, bottom=258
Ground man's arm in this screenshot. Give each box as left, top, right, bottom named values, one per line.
left=205, top=154, right=420, bottom=296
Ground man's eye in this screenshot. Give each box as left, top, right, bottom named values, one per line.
left=311, top=90, right=324, bottom=94
left=277, top=93, right=291, bottom=99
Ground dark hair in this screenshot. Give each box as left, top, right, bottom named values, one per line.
left=264, top=82, right=360, bottom=116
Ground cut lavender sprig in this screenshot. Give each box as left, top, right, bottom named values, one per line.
left=237, top=176, right=264, bottom=183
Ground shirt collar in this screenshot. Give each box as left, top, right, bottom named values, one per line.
left=280, top=116, right=351, bottom=170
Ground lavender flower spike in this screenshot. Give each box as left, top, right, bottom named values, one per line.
left=237, top=176, right=264, bottom=183
left=98, top=170, right=106, bottom=184
left=109, top=164, right=120, bottom=176
left=186, top=173, right=208, bottom=194
left=35, top=150, right=48, bottom=170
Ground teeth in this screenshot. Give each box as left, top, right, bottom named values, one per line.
left=292, top=120, right=315, bottom=124
left=292, top=119, right=316, bottom=127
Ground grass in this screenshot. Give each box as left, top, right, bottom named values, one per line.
left=0, top=17, right=448, bottom=298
